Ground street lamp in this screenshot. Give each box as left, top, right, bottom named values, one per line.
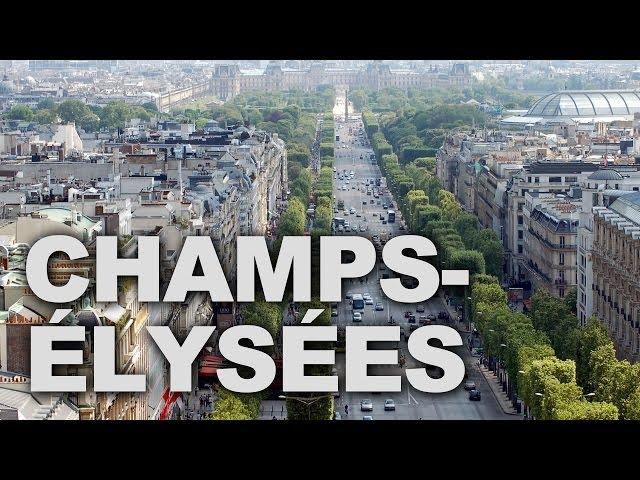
left=581, top=392, right=596, bottom=401
left=279, top=394, right=334, bottom=420
left=534, top=392, right=544, bottom=397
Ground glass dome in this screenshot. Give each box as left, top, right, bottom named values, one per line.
left=527, top=91, right=640, bottom=117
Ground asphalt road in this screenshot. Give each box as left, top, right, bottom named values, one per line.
left=330, top=94, right=515, bottom=420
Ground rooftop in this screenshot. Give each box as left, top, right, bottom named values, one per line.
left=527, top=90, right=640, bottom=118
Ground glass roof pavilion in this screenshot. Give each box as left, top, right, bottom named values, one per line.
left=527, top=90, right=640, bottom=118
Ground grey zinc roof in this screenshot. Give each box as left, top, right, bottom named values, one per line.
left=587, top=169, right=623, bottom=181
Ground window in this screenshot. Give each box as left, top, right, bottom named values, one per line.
left=559, top=288, right=565, bottom=298
left=580, top=254, right=586, bottom=267
left=549, top=176, right=562, bottom=183
left=518, top=245, right=523, bottom=254
left=565, top=176, right=577, bottom=183
left=581, top=273, right=586, bottom=286
left=559, top=253, right=565, bottom=265
left=534, top=177, right=540, bottom=183
left=518, top=215, right=523, bottom=225
left=560, top=236, right=565, bottom=247
left=518, top=230, right=523, bottom=240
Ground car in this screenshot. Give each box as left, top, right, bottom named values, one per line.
left=363, top=201, right=368, bottom=205
left=427, top=313, right=437, bottom=321
left=334, top=208, right=339, bottom=213
left=372, top=212, right=378, bottom=217
left=364, top=297, right=374, bottom=305
left=349, top=208, right=356, bottom=214
left=362, top=415, right=373, bottom=420
left=416, top=305, right=426, bottom=313
left=398, top=224, right=406, bottom=231
left=469, top=389, right=481, bottom=401
left=359, top=224, right=366, bottom=232
left=438, top=311, right=450, bottom=320
left=331, top=308, right=338, bottom=317
left=382, top=220, right=387, bottom=225
left=375, top=302, right=384, bottom=311
left=345, top=180, right=350, bottom=184
left=363, top=293, right=372, bottom=300
left=353, top=312, right=362, bottom=322
left=384, top=399, right=396, bottom=411
left=382, top=204, right=388, bottom=209
left=360, top=399, right=373, bottom=411
left=418, top=315, right=429, bottom=325
left=404, top=311, right=413, bottom=318
left=356, top=213, right=362, bottom=218
left=380, top=215, right=385, bottom=221
left=407, top=314, right=416, bottom=323
left=334, top=411, right=342, bottom=420
left=342, top=185, right=347, bottom=191
left=337, top=225, right=344, bottom=233
left=346, top=293, right=353, bottom=300
left=464, top=381, right=477, bottom=391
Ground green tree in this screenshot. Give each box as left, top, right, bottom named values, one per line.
left=6, top=105, right=34, bottom=121
left=575, top=318, right=611, bottom=391
left=57, top=99, right=90, bottom=124
left=241, top=300, right=282, bottom=339
left=552, top=400, right=619, bottom=420
left=79, top=112, right=101, bottom=132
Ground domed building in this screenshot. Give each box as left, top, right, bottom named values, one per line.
left=502, top=90, right=640, bottom=125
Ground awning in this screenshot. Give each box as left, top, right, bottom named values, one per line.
left=160, top=388, right=182, bottom=420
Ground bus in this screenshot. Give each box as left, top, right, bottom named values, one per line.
left=387, top=210, right=396, bottom=223
left=352, top=294, right=365, bottom=312
left=333, top=217, right=345, bottom=229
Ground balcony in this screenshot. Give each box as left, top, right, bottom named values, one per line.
left=521, top=259, right=551, bottom=283
left=528, top=228, right=574, bottom=250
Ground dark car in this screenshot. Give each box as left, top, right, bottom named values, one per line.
left=438, top=311, right=450, bottom=320
left=399, top=225, right=406, bottom=231
left=427, top=313, right=437, bottom=321
left=416, top=305, right=425, bottom=313
left=407, top=314, right=416, bottom=323
left=469, top=389, right=481, bottom=401
left=463, top=380, right=477, bottom=391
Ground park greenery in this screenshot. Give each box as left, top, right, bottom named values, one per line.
left=2, top=98, right=158, bottom=132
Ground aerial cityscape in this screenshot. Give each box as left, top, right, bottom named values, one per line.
left=1, top=59, right=640, bottom=420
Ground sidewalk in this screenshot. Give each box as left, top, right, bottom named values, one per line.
left=439, top=291, right=519, bottom=416
left=477, top=363, right=519, bottom=416
left=183, top=386, right=216, bottom=420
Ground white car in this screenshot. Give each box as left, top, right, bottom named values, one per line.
left=360, top=399, right=373, bottom=411
left=352, top=312, right=362, bottom=322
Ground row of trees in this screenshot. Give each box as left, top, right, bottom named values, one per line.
left=3, top=98, right=158, bottom=132
left=350, top=83, right=534, bottom=114
left=471, top=276, right=640, bottom=419
left=365, top=113, right=503, bottom=279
